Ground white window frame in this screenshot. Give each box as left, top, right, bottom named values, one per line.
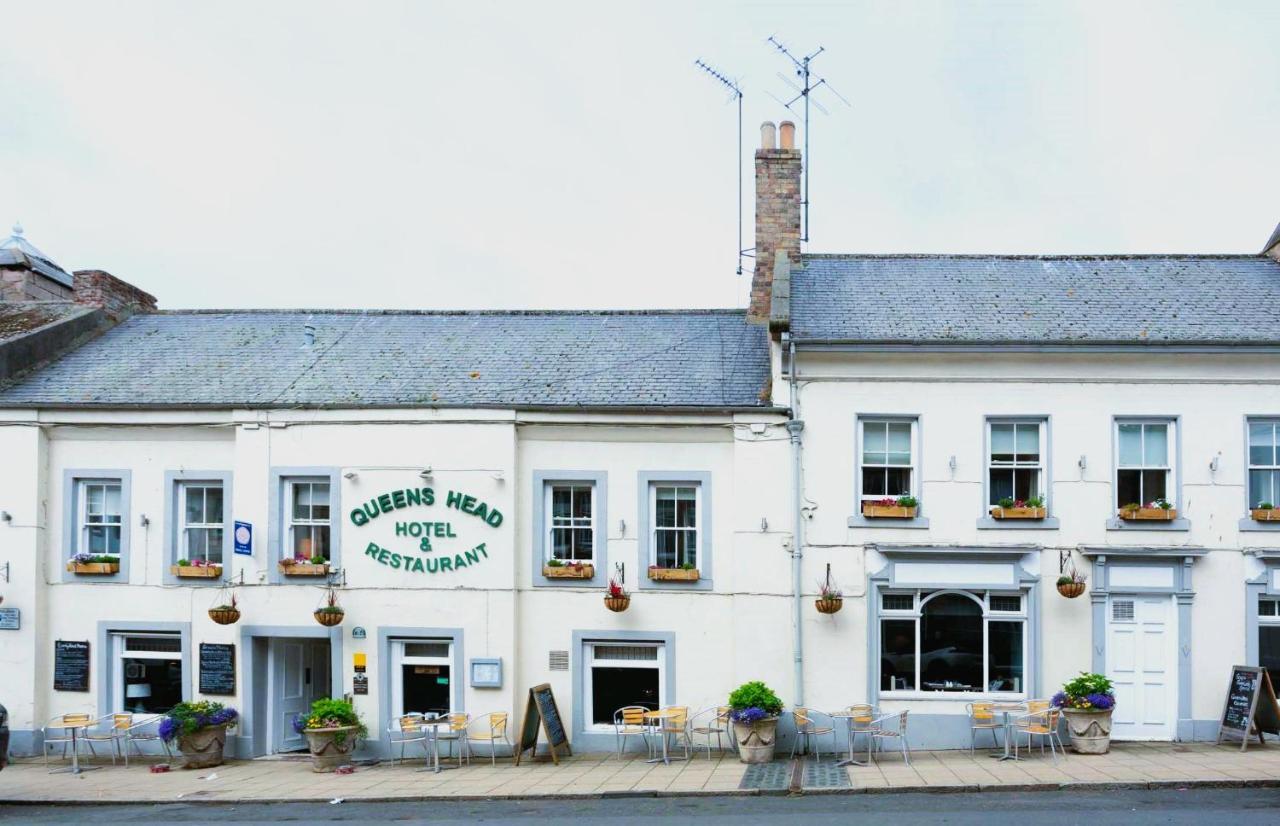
left=987, top=420, right=1046, bottom=507
left=583, top=641, right=665, bottom=732
left=79, top=480, right=123, bottom=558
left=858, top=418, right=919, bottom=503
left=1115, top=419, right=1177, bottom=508
left=649, top=483, right=701, bottom=569
left=287, top=480, right=331, bottom=562
left=178, top=482, right=225, bottom=563
left=879, top=589, right=1028, bottom=700
left=390, top=639, right=454, bottom=718
left=112, top=633, right=183, bottom=712
left=1248, top=420, right=1280, bottom=508
left=544, top=482, right=597, bottom=563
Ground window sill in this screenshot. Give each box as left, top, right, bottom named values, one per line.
left=1239, top=518, right=1280, bottom=532
left=976, top=516, right=1060, bottom=531
left=848, top=515, right=930, bottom=530
left=1105, top=517, right=1190, bottom=532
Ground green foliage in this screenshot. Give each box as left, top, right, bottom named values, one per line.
left=1056, top=575, right=1073, bottom=586
left=546, top=558, right=564, bottom=567
left=996, top=497, right=1015, bottom=508
left=680, top=562, right=697, bottom=570
left=727, top=680, right=783, bottom=714
left=1024, top=495, right=1045, bottom=508
left=176, top=559, right=190, bottom=566
left=895, top=495, right=918, bottom=508
left=300, top=697, right=368, bottom=744
left=1061, top=672, right=1113, bottom=698
left=310, top=555, right=329, bottom=565
left=1260, top=502, right=1276, bottom=510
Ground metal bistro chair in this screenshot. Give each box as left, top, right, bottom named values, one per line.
left=435, top=712, right=471, bottom=766
left=789, top=707, right=837, bottom=761
left=965, top=702, right=1004, bottom=755
left=866, top=710, right=912, bottom=766
left=466, top=712, right=512, bottom=765
left=386, top=713, right=430, bottom=765
left=690, top=706, right=733, bottom=760
left=844, top=703, right=878, bottom=759
left=657, top=706, right=692, bottom=761
left=42, top=713, right=95, bottom=770
left=1012, top=704, right=1067, bottom=763
left=83, top=713, right=172, bottom=766
left=613, top=705, right=653, bottom=758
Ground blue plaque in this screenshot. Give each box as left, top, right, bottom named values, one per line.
left=234, top=521, right=253, bottom=555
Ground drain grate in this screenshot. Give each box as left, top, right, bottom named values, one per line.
left=738, top=760, right=793, bottom=790
left=801, top=759, right=852, bottom=789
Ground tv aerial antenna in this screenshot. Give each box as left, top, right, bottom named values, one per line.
left=694, top=58, right=750, bottom=276
left=767, top=36, right=851, bottom=242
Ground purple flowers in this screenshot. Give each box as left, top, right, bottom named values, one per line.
left=157, top=701, right=239, bottom=743
left=731, top=707, right=771, bottom=725
left=1051, top=673, right=1117, bottom=712
left=1084, top=692, right=1115, bottom=710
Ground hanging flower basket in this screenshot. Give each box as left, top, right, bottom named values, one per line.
left=1057, top=580, right=1086, bottom=599
left=605, top=567, right=630, bottom=612
left=604, top=595, right=631, bottom=612
left=209, top=606, right=241, bottom=625
left=314, top=588, right=345, bottom=626
left=815, top=597, right=843, bottom=614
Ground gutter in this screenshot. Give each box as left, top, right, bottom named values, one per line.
left=784, top=335, right=805, bottom=706
left=789, top=341, right=1280, bottom=354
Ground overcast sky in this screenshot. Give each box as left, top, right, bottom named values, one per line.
left=2, top=1, right=1278, bottom=311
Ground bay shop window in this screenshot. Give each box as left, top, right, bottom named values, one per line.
left=584, top=642, right=665, bottom=729
left=114, top=633, right=183, bottom=714
left=880, top=590, right=1026, bottom=695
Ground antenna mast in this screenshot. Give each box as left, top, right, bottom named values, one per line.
left=694, top=59, right=749, bottom=276
left=767, top=36, right=850, bottom=243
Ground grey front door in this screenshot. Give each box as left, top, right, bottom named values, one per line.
left=271, top=639, right=316, bottom=752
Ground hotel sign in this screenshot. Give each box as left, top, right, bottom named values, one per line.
left=351, top=486, right=501, bottom=576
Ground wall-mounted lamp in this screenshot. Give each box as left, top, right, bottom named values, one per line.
left=491, top=470, right=505, bottom=482
left=619, top=519, right=626, bottom=537
left=948, top=455, right=957, bottom=471
left=0, top=511, right=11, bottom=523
left=419, top=467, right=434, bottom=480
left=139, top=514, right=150, bottom=528
left=760, top=518, right=769, bottom=533
left=343, top=471, right=358, bottom=480
left=1209, top=455, right=1221, bottom=473
left=1077, top=455, right=1087, bottom=471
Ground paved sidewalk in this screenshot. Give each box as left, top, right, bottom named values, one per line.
left=1, top=742, right=1278, bottom=803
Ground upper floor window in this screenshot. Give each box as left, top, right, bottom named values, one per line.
left=988, top=421, right=1044, bottom=505
left=179, top=482, right=224, bottom=563
left=80, top=481, right=123, bottom=557
left=289, top=480, right=331, bottom=561
left=546, top=483, right=595, bottom=562
left=1116, top=420, right=1175, bottom=508
left=651, top=484, right=699, bottom=569
left=1249, top=421, right=1280, bottom=507
left=860, top=419, right=916, bottom=502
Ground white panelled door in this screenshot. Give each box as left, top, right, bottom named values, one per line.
left=1107, top=595, right=1176, bottom=740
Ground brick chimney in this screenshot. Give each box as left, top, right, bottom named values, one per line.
left=748, top=121, right=801, bottom=322
left=72, top=270, right=157, bottom=322
left=1264, top=221, right=1280, bottom=262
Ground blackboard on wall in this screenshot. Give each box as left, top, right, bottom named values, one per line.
left=199, top=643, right=236, bottom=696
left=1217, top=665, right=1280, bottom=751
left=513, top=683, right=571, bottom=765
left=54, top=640, right=90, bottom=692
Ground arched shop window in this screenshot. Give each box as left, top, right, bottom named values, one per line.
left=880, top=590, right=1026, bottom=695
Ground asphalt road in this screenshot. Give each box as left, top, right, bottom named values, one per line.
left=2, top=788, right=1279, bottom=825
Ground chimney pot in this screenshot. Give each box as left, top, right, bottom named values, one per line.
left=760, top=121, right=777, bottom=151
left=779, top=121, right=795, bottom=150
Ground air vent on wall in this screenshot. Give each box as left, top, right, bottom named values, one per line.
left=549, top=650, right=569, bottom=671
left=1112, top=600, right=1135, bottom=622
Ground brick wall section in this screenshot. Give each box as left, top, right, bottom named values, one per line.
left=73, top=269, right=157, bottom=322
left=1, top=267, right=74, bottom=302
left=748, top=148, right=802, bottom=322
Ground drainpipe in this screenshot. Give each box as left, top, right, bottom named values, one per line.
left=785, top=336, right=805, bottom=706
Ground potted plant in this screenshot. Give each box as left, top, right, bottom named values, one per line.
left=542, top=559, right=596, bottom=579
left=1251, top=501, right=1280, bottom=521
left=604, top=573, right=630, bottom=612
left=1052, top=672, right=1116, bottom=754
left=314, top=588, right=345, bottom=626
left=990, top=495, right=1046, bottom=520
left=208, top=592, right=241, bottom=625
left=66, top=553, right=120, bottom=575
left=1118, top=498, right=1176, bottom=521
left=862, top=495, right=918, bottom=518
left=648, top=562, right=700, bottom=581
left=294, top=697, right=367, bottom=772
left=816, top=566, right=842, bottom=614
left=171, top=558, right=223, bottom=578
left=1056, top=567, right=1087, bottom=599
left=159, top=701, right=238, bottom=768
left=279, top=555, right=330, bottom=576
left=728, top=681, right=783, bottom=764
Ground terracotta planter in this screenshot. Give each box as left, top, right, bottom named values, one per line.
left=208, top=607, right=241, bottom=625
left=176, top=724, right=229, bottom=769
left=542, top=563, right=595, bottom=579
left=314, top=608, right=345, bottom=627
left=279, top=562, right=330, bottom=577
left=1251, top=508, right=1280, bottom=522
left=604, top=595, right=631, bottom=612
left=990, top=507, right=1046, bottom=520
left=1118, top=508, right=1177, bottom=521
left=171, top=565, right=223, bottom=578
left=815, top=597, right=843, bottom=614
left=304, top=725, right=361, bottom=772
left=732, top=717, right=778, bottom=764
left=1056, top=581, right=1086, bottom=599
left=648, top=567, right=700, bottom=582
left=862, top=504, right=917, bottom=519
left=65, top=561, right=119, bottom=575
left=1060, top=707, right=1113, bottom=754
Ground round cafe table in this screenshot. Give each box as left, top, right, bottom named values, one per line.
left=829, top=710, right=873, bottom=767
left=50, top=720, right=99, bottom=775
left=988, top=702, right=1027, bottom=762
left=414, top=718, right=460, bottom=774
left=643, top=709, right=687, bottom=765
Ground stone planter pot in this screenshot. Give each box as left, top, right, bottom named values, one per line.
left=176, top=724, right=229, bottom=769
left=304, top=725, right=361, bottom=772
left=732, top=716, right=778, bottom=764
left=1060, top=707, right=1113, bottom=754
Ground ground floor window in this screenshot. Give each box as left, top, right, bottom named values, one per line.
left=584, top=642, right=664, bottom=728
left=391, top=640, right=453, bottom=718
left=114, top=634, right=183, bottom=713
left=880, top=590, right=1026, bottom=694
left=1261, top=597, right=1280, bottom=676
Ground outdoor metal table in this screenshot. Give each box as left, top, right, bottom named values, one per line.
left=49, top=720, right=98, bottom=775
left=988, top=702, right=1027, bottom=762
left=830, top=710, right=872, bottom=767
left=414, top=718, right=459, bottom=774
left=643, top=708, right=687, bottom=765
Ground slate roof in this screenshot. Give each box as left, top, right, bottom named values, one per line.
left=792, top=254, right=1280, bottom=345
left=0, top=302, right=91, bottom=344
left=0, top=309, right=773, bottom=409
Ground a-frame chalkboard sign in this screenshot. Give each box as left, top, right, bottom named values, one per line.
left=513, top=683, right=571, bottom=765
left=1216, top=665, right=1280, bottom=751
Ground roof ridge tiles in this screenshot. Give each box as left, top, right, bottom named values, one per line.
left=148, top=307, right=751, bottom=317
left=800, top=253, right=1267, bottom=261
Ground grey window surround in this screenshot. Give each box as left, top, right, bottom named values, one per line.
left=1107, top=415, right=1189, bottom=532
left=61, top=469, right=132, bottom=584
left=97, top=621, right=192, bottom=718
left=376, top=626, right=464, bottom=755
left=267, top=467, right=341, bottom=584
left=1241, top=416, right=1280, bottom=532
left=849, top=414, right=929, bottom=529
left=163, top=470, right=234, bottom=586
left=571, top=629, right=675, bottom=753
left=977, top=415, right=1060, bottom=531
left=1245, top=552, right=1280, bottom=671
left=531, top=471, right=608, bottom=588
left=636, top=471, right=712, bottom=591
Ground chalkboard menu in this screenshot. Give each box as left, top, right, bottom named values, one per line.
left=1217, top=665, right=1280, bottom=751
left=513, top=683, right=571, bottom=765
left=199, top=643, right=236, bottom=696
left=54, top=640, right=90, bottom=692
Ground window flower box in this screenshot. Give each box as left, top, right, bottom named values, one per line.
left=1251, top=505, right=1280, bottom=522
left=1118, top=504, right=1176, bottom=521
left=279, top=559, right=330, bottom=577
left=862, top=497, right=918, bottom=519
left=648, top=566, right=700, bottom=582
left=542, top=562, right=595, bottom=580
left=171, top=563, right=223, bottom=578
left=66, top=557, right=120, bottom=575
left=990, top=507, right=1046, bottom=520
